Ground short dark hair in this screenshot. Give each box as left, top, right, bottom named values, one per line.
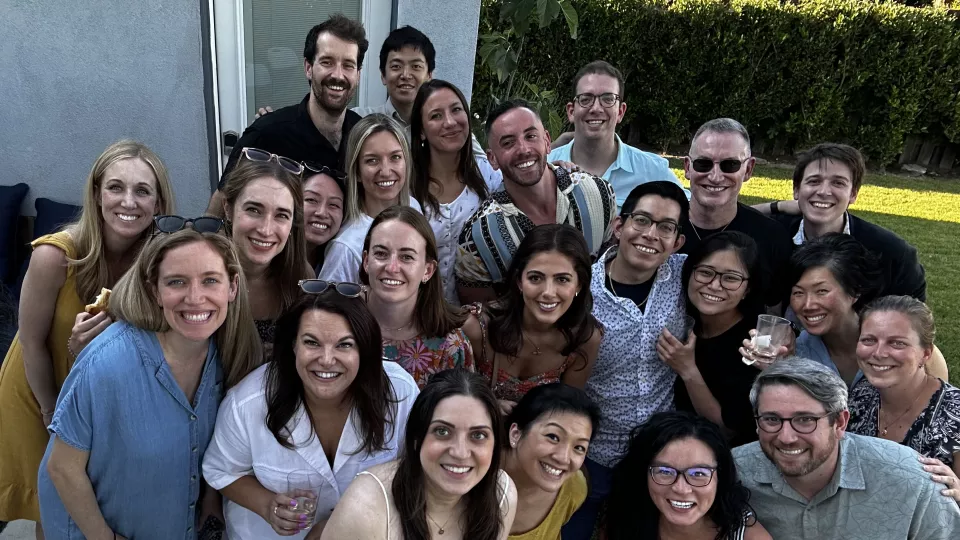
left=506, top=383, right=601, bottom=444
left=304, top=13, right=369, bottom=68
left=485, top=98, right=538, bottom=138
left=682, top=231, right=765, bottom=325
left=620, top=181, right=690, bottom=226
left=792, top=142, right=866, bottom=193
left=379, top=26, right=436, bottom=75
left=572, top=60, right=624, bottom=97
left=789, top=233, right=882, bottom=311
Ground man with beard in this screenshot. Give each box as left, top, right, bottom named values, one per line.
left=734, top=357, right=960, bottom=539
left=206, top=14, right=366, bottom=217
left=454, top=99, right=616, bottom=303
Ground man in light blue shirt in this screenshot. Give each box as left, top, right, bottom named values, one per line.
left=548, top=60, right=683, bottom=208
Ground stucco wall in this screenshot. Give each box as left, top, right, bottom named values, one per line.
left=0, top=1, right=212, bottom=217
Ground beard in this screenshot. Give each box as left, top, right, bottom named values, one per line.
left=311, top=75, right=354, bottom=115
left=761, top=431, right=838, bottom=478
left=502, top=158, right=546, bottom=188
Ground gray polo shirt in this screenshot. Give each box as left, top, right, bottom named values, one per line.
left=733, top=433, right=960, bottom=539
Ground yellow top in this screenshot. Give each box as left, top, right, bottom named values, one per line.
left=0, top=231, right=85, bottom=521
left=509, top=470, right=588, bottom=540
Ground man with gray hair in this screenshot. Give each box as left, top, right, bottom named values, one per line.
left=679, top=118, right=792, bottom=307
left=734, top=357, right=960, bottom=539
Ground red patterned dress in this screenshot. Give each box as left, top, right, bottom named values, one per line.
left=383, top=329, right=475, bottom=389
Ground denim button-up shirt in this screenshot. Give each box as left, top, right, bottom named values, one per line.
left=38, top=321, right=223, bottom=540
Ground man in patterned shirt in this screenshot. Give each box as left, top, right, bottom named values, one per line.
left=454, top=98, right=616, bottom=304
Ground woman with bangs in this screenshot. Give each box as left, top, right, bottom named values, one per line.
left=0, top=140, right=174, bottom=534
left=319, top=114, right=422, bottom=284
left=37, top=228, right=261, bottom=539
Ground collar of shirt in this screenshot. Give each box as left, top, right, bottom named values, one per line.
left=594, top=246, right=674, bottom=305
left=752, top=434, right=865, bottom=505
left=793, top=211, right=851, bottom=245
left=286, top=403, right=363, bottom=484
left=551, top=134, right=632, bottom=178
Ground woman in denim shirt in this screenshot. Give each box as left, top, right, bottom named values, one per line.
left=38, top=228, right=262, bottom=540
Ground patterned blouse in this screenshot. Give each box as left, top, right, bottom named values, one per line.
left=383, top=329, right=474, bottom=389
left=848, top=378, right=960, bottom=465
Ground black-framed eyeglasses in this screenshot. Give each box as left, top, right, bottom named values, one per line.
left=648, top=466, right=717, bottom=487
left=755, top=413, right=834, bottom=434
left=303, top=162, right=346, bottom=182
left=689, top=158, right=744, bottom=174
left=154, top=215, right=224, bottom=234
left=240, top=147, right=304, bottom=176
left=298, top=279, right=368, bottom=298
left=623, top=212, right=679, bottom=237
left=574, top=92, right=621, bottom=108
left=692, top=266, right=748, bottom=291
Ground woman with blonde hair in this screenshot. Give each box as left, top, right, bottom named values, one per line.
left=0, top=140, right=174, bottom=533
left=319, top=114, right=422, bottom=283
left=37, top=228, right=261, bottom=539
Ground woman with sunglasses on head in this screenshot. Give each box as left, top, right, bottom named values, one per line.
left=357, top=205, right=473, bottom=389
left=0, top=140, right=174, bottom=533
left=502, top=383, right=598, bottom=539
left=659, top=232, right=766, bottom=446
left=37, top=228, right=261, bottom=540
left=604, top=411, right=771, bottom=540
left=321, top=368, right=518, bottom=540
left=319, top=114, right=422, bottom=284
left=302, top=164, right=347, bottom=274
left=463, top=224, right=602, bottom=414
left=220, top=154, right=313, bottom=357
left=203, top=289, right=419, bottom=539
left=410, top=79, right=502, bottom=306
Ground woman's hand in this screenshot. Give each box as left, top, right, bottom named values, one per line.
left=919, top=456, right=960, bottom=503
left=68, top=311, right=113, bottom=358
left=738, top=329, right=791, bottom=370
left=499, top=400, right=517, bottom=416
left=656, top=329, right=697, bottom=379
left=261, top=491, right=316, bottom=536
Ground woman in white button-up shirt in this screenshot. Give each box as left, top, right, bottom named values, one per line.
left=410, top=80, right=502, bottom=305
left=203, top=290, right=419, bottom=539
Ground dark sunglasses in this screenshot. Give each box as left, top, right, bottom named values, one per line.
left=241, top=147, right=304, bottom=176
left=298, top=279, right=368, bottom=298
left=689, top=158, right=744, bottom=174
left=303, top=162, right=346, bottom=182
left=154, top=215, right=224, bottom=234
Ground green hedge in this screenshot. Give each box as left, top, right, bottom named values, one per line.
left=472, top=0, right=960, bottom=164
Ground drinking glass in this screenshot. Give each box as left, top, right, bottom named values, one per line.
left=286, top=470, right=322, bottom=530
left=749, top=314, right=793, bottom=364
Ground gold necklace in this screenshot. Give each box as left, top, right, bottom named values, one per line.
left=690, top=221, right=730, bottom=242
left=525, top=332, right=544, bottom=356
left=878, top=376, right=930, bottom=437
left=607, top=267, right=651, bottom=310
left=426, top=511, right=453, bottom=535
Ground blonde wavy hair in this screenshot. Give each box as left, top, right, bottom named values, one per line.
left=344, top=114, right=413, bottom=222
left=109, top=229, right=262, bottom=388
left=66, top=140, right=175, bottom=303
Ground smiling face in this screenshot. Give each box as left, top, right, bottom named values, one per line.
left=303, top=173, right=344, bottom=247
left=420, top=395, right=496, bottom=498
left=613, top=195, right=684, bottom=276
left=155, top=240, right=238, bottom=343
left=795, top=159, right=858, bottom=233
left=510, top=411, right=592, bottom=493
left=487, top=107, right=551, bottom=188
left=227, top=177, right=295, bottom=270
left=421, top=88, right=470, bottom=155
left=688, top=249, right=749, bottom=318
left=566, top=73, right=625, bottom=143
left=363, top=219, right=436, bottom=305
left=99, top=157, right=160, bottom=239
left=856, top=310, right=932, bottom=389
left=647, top=438, right=718, bottom=528
left=305, top=32, right=360, bottom=114
left=790, top=266, right=858, bottom=336
left=382, top=46, right=431, bottom=107
left=684, top=131, right=754, bottom=212
left=518, top=250, right=580, bottom=327
left=358, top=130, right=407, bottom=209
left=294, top=309, right=360, bottom=405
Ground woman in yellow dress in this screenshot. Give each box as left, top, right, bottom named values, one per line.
left=0, top=140, right=174, bottom=536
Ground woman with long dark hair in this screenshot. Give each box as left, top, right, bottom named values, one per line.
left=410, top=79, right=501, bottom=305
left=321, top=369, right=518, bottom=539
left=361, top=206, right=473, bottom=388
left=604, top=411, right=771, bottom=540
left=202, top=290, right=419, bottom=539
left=463, top=224, right=602, bottom=413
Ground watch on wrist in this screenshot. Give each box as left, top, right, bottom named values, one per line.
left=770, top=201, right=781, bottom=215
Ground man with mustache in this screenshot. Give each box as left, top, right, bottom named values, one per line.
left=206, top=14, right=366, bottom=217
left=454, top=99, right=616, bottom=303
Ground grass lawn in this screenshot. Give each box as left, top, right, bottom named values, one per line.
left=668, top=161, right=960, bottom=386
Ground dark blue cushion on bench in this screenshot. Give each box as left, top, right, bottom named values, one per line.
left=0, top=183, right=29, bottom=285
left=12, top=197, right=82, bottom=301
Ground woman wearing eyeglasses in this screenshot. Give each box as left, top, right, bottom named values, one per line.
left=37, top=228, right=261, bottom=540
left=604, top=411, right=771, bottom=540
left=0, top=140, right=174, bottom=532
left=319, top=114, right=422, bottom=284
left=302, top=165, right=347, bottom=274
left=220, top=155, right=313, bottom=356
left=202, top=289, right=418, bottom=539
left=658, top=232, right=766, bottom=446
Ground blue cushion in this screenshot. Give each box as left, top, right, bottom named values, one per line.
left=0, top=183, right=29, bottom=284
left=12, top=197, right=82, bottom=301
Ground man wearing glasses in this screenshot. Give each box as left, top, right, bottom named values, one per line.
left=548, top=61, right=683, bottom=209
left=679, top=118, right=792, bottom=309
left=563, top=181, right=689, bottom=538
left=734, top=357, right=960, bottom=539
